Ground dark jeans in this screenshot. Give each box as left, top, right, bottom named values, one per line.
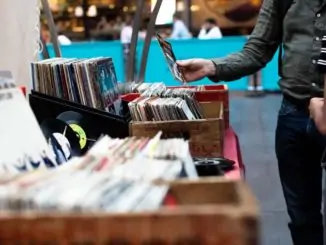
left=275, top=97, right=324, bottom=245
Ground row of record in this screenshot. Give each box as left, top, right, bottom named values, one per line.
left=31, top=57, right=123, bottom=116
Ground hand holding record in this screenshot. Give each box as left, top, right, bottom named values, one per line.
left=155, top=33, right=186, bottom=83
left=176, top=58, right=217, bottom=82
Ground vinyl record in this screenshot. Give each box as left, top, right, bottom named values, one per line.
left=56, top=111, right=92, bottom=152
left=40, top=119, right=81, bottom=159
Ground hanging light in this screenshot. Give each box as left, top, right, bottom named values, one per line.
left=176, top=2, right=184, bottom=11
left=48, top=0, right=59, bottom=11
left=123, top=6, right=128, bottom=12
left=87, top=5, right=97, bottom=17
left=74, top=6, right=84, bottom=17
left=190, top=5, right=200, bottom=11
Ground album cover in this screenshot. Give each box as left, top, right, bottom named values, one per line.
left=0, top=87, right=57, bottom=176
left=156, top=32, right=186, bottom=83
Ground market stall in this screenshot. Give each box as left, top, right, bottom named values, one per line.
left=0, top=0, right=255, bottom=244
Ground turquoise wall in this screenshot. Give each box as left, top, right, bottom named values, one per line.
left=47, top=37, right=280, bottom=91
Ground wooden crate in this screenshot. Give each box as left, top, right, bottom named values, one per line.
left=122, top=85, right=230, bottom=128
left=130, top=102, right=224, bottom=157
left=168, top=85, right=230, bottom=128
left=168, top=84, right=229, bottom=109
left=0, top=178, right=259, bottom=245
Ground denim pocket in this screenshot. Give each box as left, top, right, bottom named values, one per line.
left=278, top=99, right=298, bottom=117
left=306, top=119, right=326, bottom=151
left=306, top=118, right=315, bottom=134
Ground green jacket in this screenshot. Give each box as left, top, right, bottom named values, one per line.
left=210, top=0, right=324, bottom=99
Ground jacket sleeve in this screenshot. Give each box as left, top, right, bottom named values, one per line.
left=209, top=0, right=282, bottom=82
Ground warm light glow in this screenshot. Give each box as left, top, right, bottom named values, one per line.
left=87, top=5, right=97, bottom=17
left=251, top=0, right=261, bottom=6
left=190, top=5, right=200, bottom=11
left=176, top=2, right=185, bottom=11
left=72, top=26, right=85, bottom=32
left=151, top=0, right=176, bottom=25
left=48, top=0, right=59, bottom=11
left=75, top=6, right=84, bottom=17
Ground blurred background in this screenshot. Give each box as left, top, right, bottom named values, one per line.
left=42, top=0, right=280, bottom=92
left=45, top=0, right=261, bottom=40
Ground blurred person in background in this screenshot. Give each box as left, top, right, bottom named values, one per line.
left=57, top=31, right=72, bottom=45
left=92, top=15, right=115, bottom=40
left=41, top=24, right=50, bottom=43
left=139, top=18, right=150, bottom=40
left=113, top=16, right=125, bottom=38
left=198, top=18, right=222, bottom=40
left=96, top=15, right=110, bottom=33
left=120, top=14, right=133, bottom=44
left=120, top=14, right=135, bottom=80
left=55, top=21, right=71, bottom=45
left=41, top=23, right=71, bottom=45
left=246, top=70, right=264, bottom=96
left=170, top=13, right=191, bottom=39
left=176, top=0, right=326, bottom=244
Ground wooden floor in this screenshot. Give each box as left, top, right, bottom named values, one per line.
left=230, top=94, right=291, bottom=245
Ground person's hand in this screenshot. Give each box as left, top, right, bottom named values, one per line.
left=176, top=59, right=216, bottom=82
left=309, top=97, right=326, bottom=134
left=309, top=97, right=324, bottom=118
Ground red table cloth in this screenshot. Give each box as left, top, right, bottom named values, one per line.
left=223, top=127, right=245, bottom=180
left=164, top=127, right=244, bottom=206
left=19, top=86, right=26, bottom=96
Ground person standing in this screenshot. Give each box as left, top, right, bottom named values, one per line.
left=113, top=16, right=125, bottom=37
left=198, top=18, right=222, bottom=40
left=120, top=14, right=133, bottom=45
left=176, top=0, right=326, bottom=244
left=170, top=13, right=191, bottom=39
left=120, top=14, right=134, bottom=80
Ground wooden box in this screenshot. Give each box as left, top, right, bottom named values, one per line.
left=0, top=178, right=259, bottom=245
left=130, top=101, right=224, bottom=157
left=121, top=84, right=230, bottom=128
left=168, top=84, right=230, bottom=128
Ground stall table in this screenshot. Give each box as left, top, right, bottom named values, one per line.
left=224, top=127, right=245, bottom=180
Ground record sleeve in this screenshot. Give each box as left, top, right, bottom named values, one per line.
left=156, top=33, right=186, bottom=83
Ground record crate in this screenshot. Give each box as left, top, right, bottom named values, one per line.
left=130, top=101, right=224, bottom=157
left=122, top=84, right=230, bottom=128
left=29, top=91, right=131, bottom=140
left=168, top=84, right=230, bottom=128
left=0, top=178, right=259, bottom=245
